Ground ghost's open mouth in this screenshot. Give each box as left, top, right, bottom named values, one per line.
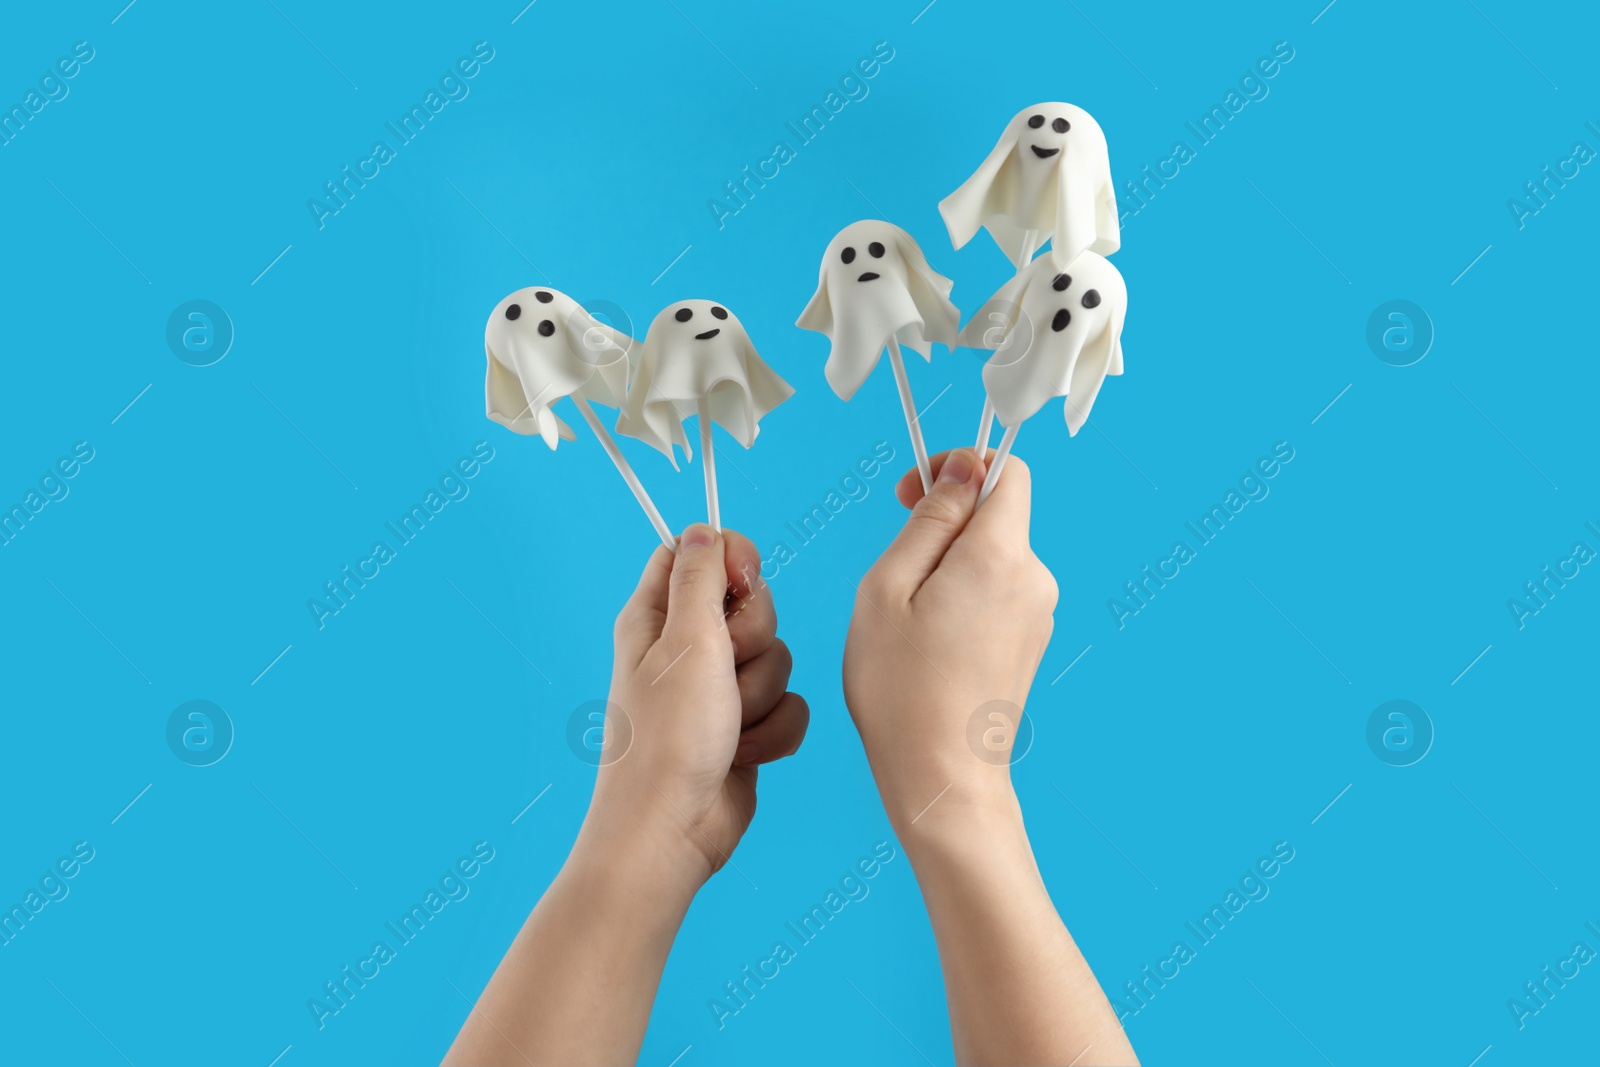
left=857, top=271, right=880, bottom=282
left=1030, top=145, right=1060, bottom=158
left=695, top=328, right=721, bottom=340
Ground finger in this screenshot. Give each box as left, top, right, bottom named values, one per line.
left=896, top=448, right=1024, bottom=513
left=663, top=524, right=734, bottom=653
left=722, top=529, right=776, bottom=664
left=733, top=692, right=810, bottom=766
left=735, top=639, right=792, bottom=728
left=614, top=543, right=674, bottom=665
left=870, top=448, right=986, bottom=599
left=896, top=450, right=961, bottom=509
left=944, top=452, right=1035, bottom=573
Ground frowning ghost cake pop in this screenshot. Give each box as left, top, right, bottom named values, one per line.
left=485, top=287, right=675, bottom=549
left=796, top=220, right=960, bottom=492
left=957, top=251, right=1127, bottom=505
left=616, top=300, right=793, bottom=529
left=939, top=103, right=1119, bottom=271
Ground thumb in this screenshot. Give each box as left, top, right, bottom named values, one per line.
left=871, top=448, right=985, bottom=597
left=664, top=523, right=731, bottom=642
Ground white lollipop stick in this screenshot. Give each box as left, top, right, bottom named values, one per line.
left=886, top=338, right=933, bottom=493
left=977, top=423, right=1019, bottom=507
left=573, top=396, right=676, bottom=553
left=698, top=397, right=721, bottom=531
left=971, top=231, right=1038, bottom=463
left=975, top=396, right=995, bottom=460
left=1015, top=229, right=1041, bottom=272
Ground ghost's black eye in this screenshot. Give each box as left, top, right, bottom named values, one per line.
left=1051, top=273, right=1071, bottom=292
left=505, top=304, right=521, bottom=320
left=1081, top=289, right=1102, bottom=308
left=538, top=319, right=555, bottom=336
left=868, top=241, right=885, bottom=258
left=711, top=306, right=728, bottom=320
left=675, top=307, right=694, bottom=322
left=1052, top=118, right=1069, bottom=133
left=841, top=246, right=856, bottom=264
left=1028, top=114, right=1045, bottom=128
left=535, top=291, right=553, bottom=303
left=1051, top=309, right=1071, bottom=332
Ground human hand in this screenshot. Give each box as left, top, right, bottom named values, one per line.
left=843, top=448, right=1057, bottom=837
left=578, top=524, right=810, bottom=892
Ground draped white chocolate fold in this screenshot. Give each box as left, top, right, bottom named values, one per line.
left=939, top=102, right=1119, bottom=271
left=797, top=220, right=960, bottom=492
left=959, top=251, right=1128, bottom=505
left=616, top=300, right=793, bottom=529
left=484, top=287, right=674, bottom=549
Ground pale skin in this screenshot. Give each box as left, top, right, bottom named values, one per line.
left=849, top=447, right=1138, bottom=1067
left=443, top=526, right=809, bottom=1066
left=446, top=450, right=1136, bottom=1067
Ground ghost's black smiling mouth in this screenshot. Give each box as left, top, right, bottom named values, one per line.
left=1031, top=144, right=1060, bottom=159
left=857, top=271, right=880, bottom=282
left=695, top=328, right=721, bottom=340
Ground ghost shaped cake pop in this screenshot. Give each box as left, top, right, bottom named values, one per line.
left=958, top=250, right=1127, bottom=504
left=939, top=103, right=1119, bottom=272
left=796, top=220, right=960, bottom=492
left=484, top=286, right=675, bottom=549
left=485, top=286, right=631, bottom=447
left=616, top=300, right=793, bottom=528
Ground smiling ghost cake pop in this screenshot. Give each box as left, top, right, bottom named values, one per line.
left=616, top=300, right=793, bottom=529
left=957, top=250, right=1127, bottom=505
left=484, top=286, right=675, bottom=549
left=796, top=220, right=960, bottom=493
left=939, top=102, right=1119, bottom=272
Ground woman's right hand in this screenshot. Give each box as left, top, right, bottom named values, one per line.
left=841, top=447, right=1057, bottom=837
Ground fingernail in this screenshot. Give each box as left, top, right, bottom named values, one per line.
left=938, top=449, right=975, bottom=486
left=735, top=741, right=759, bottom=765
left=680, top=523, right=716, bottom=550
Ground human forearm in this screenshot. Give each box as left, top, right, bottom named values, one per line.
left=900, top=792, right=1138, bottom=1067
left=442, top=820, right=702, bottom=1066
left=446, top=528, right=808, bottom=1065
left=844, top=453, right=1137, bottom=1064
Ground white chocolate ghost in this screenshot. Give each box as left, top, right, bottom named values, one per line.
left=616, top=300, right=793, bottom=468
left=939, top=103, right=1119, bottom=268
left=796, top=220, right=960, bottom=401
left=485, top=287, right=633, bottom=448
left=959, top=250, right=1126, bottom=435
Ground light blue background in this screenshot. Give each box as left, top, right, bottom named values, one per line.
left=2, top=1, right=1596, bottom=1064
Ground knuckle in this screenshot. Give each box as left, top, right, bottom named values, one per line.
left=1031, top=560, right=1059, bottom=605
left=768, top=637, right=793, bottom=676
left=667, top=556, right=708, bottom=590
left=913, top=493, right=967, bottom=533
left=613, top=605, right=644, bottom=642
left=974, top=543, right=1027, bottom=584
left=857, top=565, right=894, bottom=604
